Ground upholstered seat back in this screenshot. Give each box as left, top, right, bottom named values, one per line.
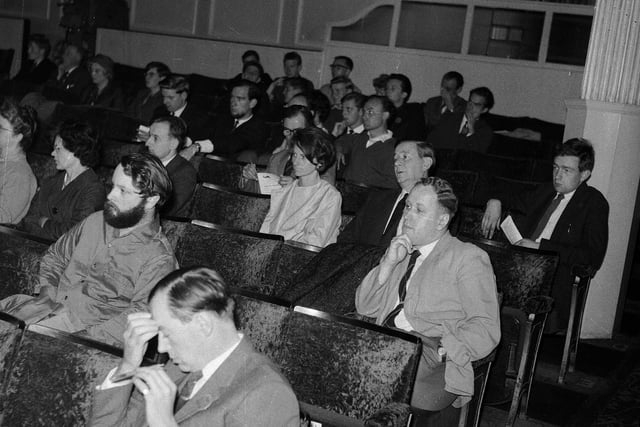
left=272, top=241, right=320, bottom=298
left=335, top=180, right=374, bottom=213
left=0, top=227, right=51, bottom=298
left=0, top=315, right=24, bottom=393
left=197, top=155, right=245, bottom=189
left=26, top=152, right=57, bottom=185
left=437, top=169, right=478, bottom=204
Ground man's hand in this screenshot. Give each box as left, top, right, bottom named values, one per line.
left=440, top=87, right=455, bottom=112
left=378, top=234, right=413, bottom=284
left=481, top=199, right=502, bottom=239
left=335, top=152, right=346, bottom=170
left=38, top=217, right=49, bottom=228
left=179, top=144, right=198, bottom=161
left=117, top=312, right=159, bottom=375
left=279, top=175, right=294, bottom=187
left=133, top=367, right=178, bottom=427
left=516, top=239, right=540, bottom=249
left=332, top=121, right=346, bottom=138
left=242, top=163, right=258, bottom=181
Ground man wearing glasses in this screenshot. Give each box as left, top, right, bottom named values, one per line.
left=319, top=56, right=361, bottom=101
left=0, top=153, right=178, bottom=346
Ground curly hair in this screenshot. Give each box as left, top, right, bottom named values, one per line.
left=56, top=119, right=100, bottom=168
left=290, top=127, right=336, bottom=174
left=0, top=98, right=37, bottom=151
left=119, top=152, right=172, bottom=207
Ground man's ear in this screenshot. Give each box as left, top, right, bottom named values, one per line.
left=382, top=111, right=390, bottom=123
left=437, top=212, right=450, bottom=231
left=580, top=169, right=591, bottom=183
left=249, top=98, right=258, bottom=110
left=144, top=194, right=161, bottom=211
left=193, top=311, right=213, bottom=335
left=422, top=157, right=433, bottom=173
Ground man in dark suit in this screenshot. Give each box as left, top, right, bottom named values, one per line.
left=91, top=266, right=299, bottom=426
left=153, top=75, right=210, bottom=140
left=42, top=43, right=91, bottom=104
left=145, top=116, right=197, bottom=218
left=386, top=73, right=427, bottom=143
left=181, top=79, right=269, bottom=160
left=423, top=71, right=467, bottom=134
left=481, top=138, right=609, bottom=329
left=13, top=34, right=57, bottom=86
left=426, top=86, right=495, bottom=153
left=340, top=140, right=434, bottom=246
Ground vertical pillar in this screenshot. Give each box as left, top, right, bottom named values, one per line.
left=564, top=0, right=640, bottom=338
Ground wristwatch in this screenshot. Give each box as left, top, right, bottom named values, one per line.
left=193, top=142, right=201, bottom=153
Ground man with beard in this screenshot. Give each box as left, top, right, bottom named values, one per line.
left=0, top=153, right=178, bottom=346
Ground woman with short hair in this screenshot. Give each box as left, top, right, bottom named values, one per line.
left=83, top=54, right=124, bottom=110
left=128, top=61, right=171, bottom=124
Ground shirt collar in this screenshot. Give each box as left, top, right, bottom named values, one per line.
left=234, top=115, right=252, bottom=128
left=173, top=103, right=187, bottom=117
left=162, top=153, right=177, bottom=167
left=350, top=124, right=365, bottom=134
left=200, top=333, right=243, bottom=381
left=367, top=130, right=393, bottom=144
left=416, top=239, right=439, bottom=257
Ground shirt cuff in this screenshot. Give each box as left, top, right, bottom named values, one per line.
left=96, top=367, right=133, bottom=391
left=196, top=139, right=214, bottom=153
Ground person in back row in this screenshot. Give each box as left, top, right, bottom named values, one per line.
left=127, top=61, right=171, bottom=124
left=386, top=73, right=427, bottom=142
left=423, top=71, right=467, bottom=134
left=153, top=75, right=210, bottom=141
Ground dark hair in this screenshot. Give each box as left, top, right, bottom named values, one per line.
left=341, top=92, right=366, bottom=109
left=242, top=50, right=260, bottom=63
left=365, top=95, right=396, bottom=126
left=285, top=77, right=313, bottom=94
left=229, top=78, right=261, bottom=103
left=88, top=54, right=115, bottom=80
left=242, top=61, right=264, bottom=76
left=0, top=98, right=37, bottom=151
left=119, top=152, right=172, bottom=208
left=332, top=56, right=354, bottom=70
left=65, top=43, right=85, bottom=61
left=555, top=138, right=595, bottom=172
left=330, top=76, right=354, bottom=90
left=291, top=127, right=336, bottom=174
left=283, top=105, right=313, bottom=126
left=418, top=176, right=458, bottom=218
left=413, top=140, right=436, bottom=169
left=442, top=71, right=464, bottom=90
left=29, top=34, right=51, bottom=58
left=387, top=73, right=413, bottom=102
left=469, top=86, right=495, bottom=111
left=373, top=74, right=389, bottom=90
left=284, top=51, right=302, bottom=66
left=149, top=266, right=235, bottom=323
left=152, top=116, right=188, bottom=151
left=309, top=90, right=331, bottom=124
left=160, top=74, right=190, bottom=94
left=145, top=61, right=171, bottom=81
left=56, top=119, right=99, bottom=168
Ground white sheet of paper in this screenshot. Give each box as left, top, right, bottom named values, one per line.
left=257, top=173, right=282, bottom=195
left=500, top=215, right=523, bottom=245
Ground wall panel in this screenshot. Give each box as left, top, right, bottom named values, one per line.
left=210, top=0, right=281, bottom=44
left=131, top=0, right=198, bottom=35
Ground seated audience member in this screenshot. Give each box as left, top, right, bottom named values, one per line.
left=424, top=71, right=467, bottom=133
left=127, top=61, right=171, bottom=124
left=181, top=79, right=269, bottom=160
left=308, top=89, right=332, bottom=133
left=372, top=74, right=389, bottom=96
left=267, top=51, right=313, bottom=106
left=153, top=75, right=210, bottom=141
left=13, top=34, right=57, bottom=86
left=21, top=120, right=105, bottom=240
left=0, top=153, right=177, bottom=345
left=325, top=76, right=355, bottom=135
left=42, top=43, right=92, bottom=104
left=481, top=138, right=609, bottom=331
left=0, top=98, right=38, bottom=225
left=340, top=141, right=434, bottom=247
left=427, top=86, right=495, bottom=153
left=319, top=56, right=360, bottom=100
left=82, top=54, right=125, bottom=110
left=338, top=95, right=397, bottom=189
left=90, top=266, right=299, bottom=427
left=260, top=127, right=341, bottom=247
left=356, top=177, right=500, bottom=415
left=145, top=116, right=197, bottom=218
left=332, top=92, right=366, bottom=137
left=386, top=73, right=427, bottom=142
left=228, top=49, right=273, bottom=90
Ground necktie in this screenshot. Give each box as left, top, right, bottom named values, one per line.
left=382, top=250, right=421, bottom=328
left=382, top=193, right=408, bottom=239
left=233, top=119, right=239, bottom=129
left=460, top=123, right=469, bottom=135
left=530, top=193, right=565, bottom=241
left=348, top=128, right=354, bottom=134
left=174, top=370, right=203, bottom=413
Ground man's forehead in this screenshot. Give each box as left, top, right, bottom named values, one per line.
left=113, top=165, right=137, bottom=188
left=554, top=155, right=580, bottom=167
left=150, top=122, right=170, bottom=135
left=162, top=88, right=179, bottom=97
left=365, top=99, right=383, bottom=110
left=232, top=86, right=249, bottom=97
left=386, top=79, right=402, bottom=88
left=409, top=184, right=436, bottom=203
left=395, top=141, right=418, bottom=155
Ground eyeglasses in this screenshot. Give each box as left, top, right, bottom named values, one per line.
left=0, top=125, right=14, bottom=134
left=282, top=127, right=297, bottom=137
left=330, top=64, right=348, bottom=70
left=363, top=108, right=382, bottom=117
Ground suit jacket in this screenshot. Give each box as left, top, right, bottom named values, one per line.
left=153, top=103, right=211, bottom=141
left=423, top=95, right=467, bottom=133
left=426, top=112, right=493, bottom=153
left=90, top=337, right=299, bottom=427
left=339, top=188, right=402, bottom=247
left=356, top=231, right=500, bottom=401
left=506, top=181, right=609, bottom=323
left=82, top=81, right=125, bottom=111
left=389, top=102, right=428, bottom=143
left=163, top=154, right=198, bottom=218
left=43, top=66, right=92, bottom=104
left=14, top=58, right=57, bottom=85
left=210, top=114, right=270, bottom=158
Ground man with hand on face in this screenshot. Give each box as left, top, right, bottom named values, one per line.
left=356, top=177, right=500, bottom=416
left=427, top=86, right=494, bottom=153
left=332, top=92, right=365, bottom=138
left=0, top=153, right=177, bottom=346
left=424, top=71, right=467, bottom=134
left=91, top=266, right=299, bottom=427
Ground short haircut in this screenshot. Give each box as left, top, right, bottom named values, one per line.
left=291, top=127, right=336, bottom=174
left=387, top=73, right=413, bottom=101
left=229, top=78, right=261, bottom=103
left=330, top=76, right=354, bottom=90
left=469, top=86, right=495, bottom=111
left=373, top=74, right=389, bottom=91
left=160, top=74, right=190, bottom=95
left=409, top=140, right=436, bottom=169
left=152, top=116, right=188, bottom=151
left=284, top=51, right=302, bottom=66
left=87, top=54, right=115, bottom=80
left=285, top=77, right=313, bottom=94
left=119, top=152, right=172, bottom=208
left=242, top=50, right=260, bottom=62
left=66, top=43, right=85, bottom=61
left=0, top=98, right=37, bottom=151
left=366, top=95, right=396, bottom=120
left=145, top=61, right=171, bottom=81
left=442, top=71, right=464, bottom=90
left=56, top=119, right=100, bottom=168
left=341, top=92, right=366, bottom=109
left=418, top=176, right=458, bottom=218
left=242, top=61, right=264, bottom=76
left=148, top=266, right=235, bottom=324
left=283, top=105, right=313, bottom=126
left=555, top=138, right=595, bottom=172
left=309, top=90, right=331, bottom=123
left=333, top=55, right=354, bottom=70
left=29, top=34, right=51, bottom=57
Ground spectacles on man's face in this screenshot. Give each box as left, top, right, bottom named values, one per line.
left=363, top=108, right=382, bottom=117
left=0, top=125, right=14, bottom=134
left=282, top=127, right=297, bottom=137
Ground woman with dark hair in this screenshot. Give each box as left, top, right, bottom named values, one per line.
left=260, top=127, right=341, bottom=247
left=21, top=119, right=106, bottom=239
left=128, top=61, right=171, bottom=123
left=0, top=98, right=38, bottom=225
left=82, top=54, right=124, bottom=110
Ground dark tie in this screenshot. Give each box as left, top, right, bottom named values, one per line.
left=174, top=370, right=203, bottom=413
left=460, top=123, right=469, bottom=135
left=530, top=193, right=565, bottom=241
left=348, top=128, right=354, bottom=134
left=382, top=193, right=408, bottom=239
left=382, top=250, right=421, bottom=328
left=233, top=119, right=239, bottom=129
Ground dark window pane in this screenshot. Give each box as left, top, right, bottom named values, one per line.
left=547, top=13, right=592, bottom=65
left=470, top=7, right=544, bottom=61
left=331, top=5, right=394, bottom=46
left=396, top=2, right=466, bottom=53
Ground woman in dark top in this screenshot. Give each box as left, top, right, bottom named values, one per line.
left=127, top=61, right=171, bottom=124
left=13, top=34, right=57, bottom=85
left=21, top=119, right=106, bottom=240
left=82, top=54, right=124, bottom=110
